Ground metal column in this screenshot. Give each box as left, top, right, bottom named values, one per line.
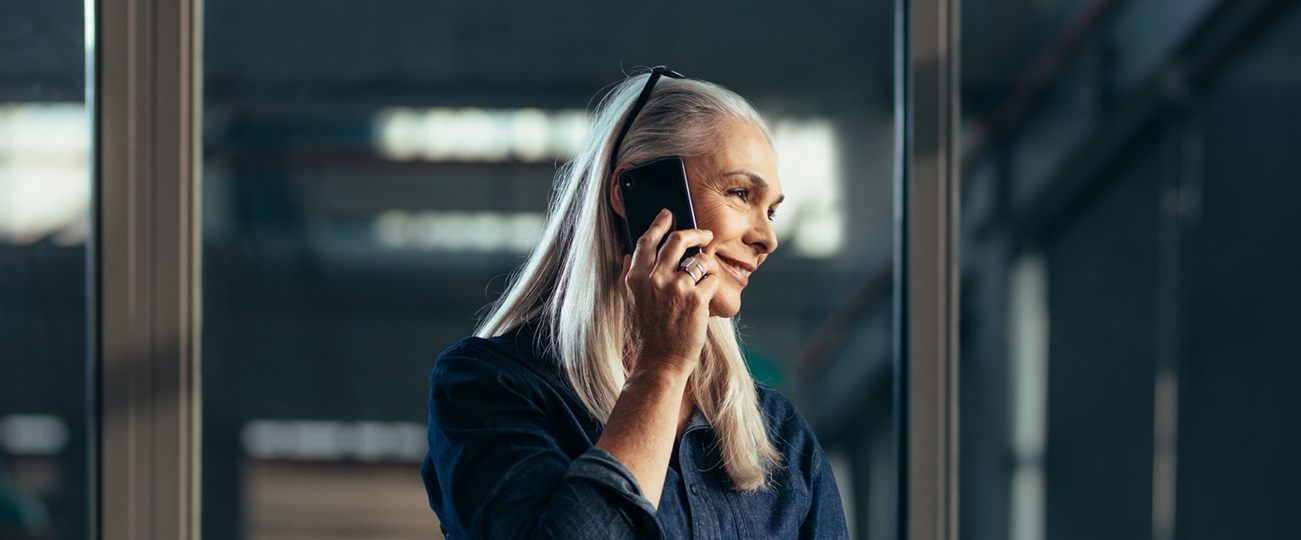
left=94, top=0, right=204, bottom=537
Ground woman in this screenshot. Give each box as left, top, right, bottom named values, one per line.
left=421, top=67, right=849, bottom=539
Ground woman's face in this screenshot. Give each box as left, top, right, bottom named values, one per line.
left=684, top=118, right=784, bottom=318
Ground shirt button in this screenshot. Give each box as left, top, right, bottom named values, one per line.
left=690, top=484, right=699, bottom=495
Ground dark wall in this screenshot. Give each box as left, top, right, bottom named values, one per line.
left=1043, top=135, right=1160, bottom=540
left=959, top=2, right=1301, bottom=540
left=1176, top=6, right=1301, bottom=537
left=0, top=0, right=83, bottom=101
left=0, top=245, right=89, bottom=540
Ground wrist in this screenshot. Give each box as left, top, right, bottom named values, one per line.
left=625, top=360, right=692, bottom=391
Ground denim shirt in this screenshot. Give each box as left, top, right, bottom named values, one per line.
left=421, top=324, right=850, bottom=539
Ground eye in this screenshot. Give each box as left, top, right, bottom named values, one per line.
left=727, top=188, right=750, bottom=201
left=767, top=208, right=777, bottom=222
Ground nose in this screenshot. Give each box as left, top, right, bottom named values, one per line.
left=746, top=212, right=779, bottom=254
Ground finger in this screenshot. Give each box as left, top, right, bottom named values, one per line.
left=693, top=272, right=723, bottom=305
left=671, top=268, right=714, bottom=306
left=671, top=252, right=713, bottom=289
left=621, top=254, right=633, bottom=280
left=668, top=250, right=712, bottom=290
left=620, top=255, right=640, bottom=303
left=673, top=264, right=703, bottom=286
left=631, top=209, right=673, bottom=273
left=683, top=251, right=715, bottom=280
left=654, top=229, right=714, bottom=277
left=673, top=269, right=699, bottom=293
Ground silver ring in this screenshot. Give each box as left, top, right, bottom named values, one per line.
left=678, top=256, right=706, bottom=283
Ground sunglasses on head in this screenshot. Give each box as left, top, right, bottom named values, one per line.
left=607, top=66, right=686, bottom=178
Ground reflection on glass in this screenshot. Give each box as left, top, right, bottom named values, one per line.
left=960, top=2, right=1301, bottom=539
left=202, top=2, right=895, bottom=538
left=0, top=3, right=90, bottom=539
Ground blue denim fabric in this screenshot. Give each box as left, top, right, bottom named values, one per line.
left=422, top=324, right=850, bottom=539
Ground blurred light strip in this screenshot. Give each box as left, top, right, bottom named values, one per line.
left=372, top=108, right=844, bottom=258
left=1009, top=254, right=1049, bottom=540
left=0, top=103, right=90, bottom=246
left=771, top=118, right=843, bottom=258
left=242, top=419, right=427, bottom=463
left=0, top=414, right=70, bottom=456
left=374, top=107, right=590, bottom=163
left=373, top=210, right=546, bottom=253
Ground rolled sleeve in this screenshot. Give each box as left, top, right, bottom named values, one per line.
left=537, top=448, right=661, bottom=537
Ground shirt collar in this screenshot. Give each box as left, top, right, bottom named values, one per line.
left=684, top=408, right=710, bottom=433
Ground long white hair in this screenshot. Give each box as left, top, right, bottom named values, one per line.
left=475, top=72, right=781, bottom=491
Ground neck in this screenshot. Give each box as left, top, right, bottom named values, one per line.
left=676, top=389, right=696, bottom=439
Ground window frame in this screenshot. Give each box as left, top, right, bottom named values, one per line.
left=894, top=0, right=961, bottom=539
left=94, top=0, right=204, bottom=538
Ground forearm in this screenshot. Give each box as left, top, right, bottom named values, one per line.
left=594, top=365, right=690, bottom=509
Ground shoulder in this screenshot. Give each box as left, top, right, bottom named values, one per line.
left=435, top=335, right=517, bottom=374
left=754, top=383, right=816, bottom=444
left=754, top=383, right=829, bottom=490
left=437, top=326, right=536, bottom=366
left=433, top=326, right=556, bottom=387
left=429, top=326, right=568, bottom=417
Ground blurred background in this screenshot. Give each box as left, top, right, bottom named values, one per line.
left=198, top=2, right=897, bottom=539
left=0, top=0, right=1298, bottom=539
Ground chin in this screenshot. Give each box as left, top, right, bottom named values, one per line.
left=708, top=294, right=742, bottom=319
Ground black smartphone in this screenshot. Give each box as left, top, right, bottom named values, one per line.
left=616, top=156, right=701, bottom=260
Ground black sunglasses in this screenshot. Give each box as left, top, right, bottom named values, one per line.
left=606, top=66, right=687, bottom=179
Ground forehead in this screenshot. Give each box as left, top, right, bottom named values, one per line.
left=696, top=119, right=782, bottom=190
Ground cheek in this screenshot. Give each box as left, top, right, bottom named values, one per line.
left=692, top=200, right=747, bottom=239
left=690, top=198, right=729, bottom=228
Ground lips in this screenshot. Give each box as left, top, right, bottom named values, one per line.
left=715, top=254, right=756, bottom=286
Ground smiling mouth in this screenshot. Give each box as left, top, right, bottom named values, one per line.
left=716, top=255, right=754, bottom=285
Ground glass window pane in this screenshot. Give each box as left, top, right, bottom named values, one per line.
left=0, top=1, right=91, bottom=539
left=960, top=2, right=1301, bottom=539
left=202, top=3, right=897, bottom=538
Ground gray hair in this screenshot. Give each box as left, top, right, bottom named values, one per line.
left=475, top=72, right=780, bottom=491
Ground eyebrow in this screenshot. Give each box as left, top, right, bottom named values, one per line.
left=722, top=171, right=786, bottom=205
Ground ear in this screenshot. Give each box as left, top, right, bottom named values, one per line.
left=608, top=162, right=636, bottom=218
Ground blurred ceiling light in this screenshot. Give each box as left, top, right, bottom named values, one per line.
left=550, top=110, right=591, bottom=159
left=373, top=209, right=545, bottom=253
left=242, top=419, right=426, bottom=462
left=375, top=108, right=423, bottom=161
left=0, top=103, right=90, bottom=245
left=509, top=108, right=551, bottom=162
left=375, top=107, right=592, bottom=163
left=0, top=414, right=70, bottom=456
